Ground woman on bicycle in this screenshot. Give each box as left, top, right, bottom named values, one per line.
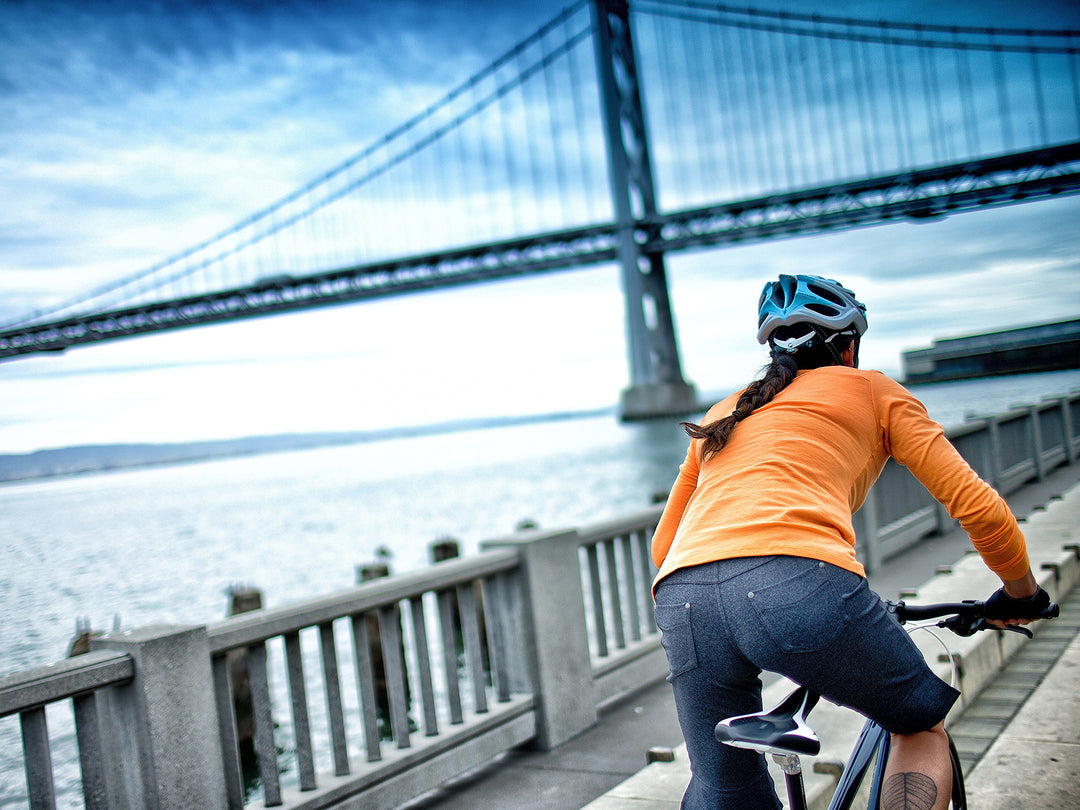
left=652, top=274, right=1051, bottom=810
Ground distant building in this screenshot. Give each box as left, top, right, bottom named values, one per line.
left=901, top=318, right=1080, bottom=384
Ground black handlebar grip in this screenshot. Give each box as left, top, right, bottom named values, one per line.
left=984, top=586, right=1053, bottom=621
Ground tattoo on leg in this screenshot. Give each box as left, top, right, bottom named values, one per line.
left=882, top=772, right=938, bottom=810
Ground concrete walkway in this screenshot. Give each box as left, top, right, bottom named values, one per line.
left=964, top=605, right=1080, bottom=807
left=399, top=462, right=1080, bottom=810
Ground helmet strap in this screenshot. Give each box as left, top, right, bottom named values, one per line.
left=819, top=326, right=844, bottom=365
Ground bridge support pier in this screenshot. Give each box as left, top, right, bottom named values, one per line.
left=619, top=378, right=700, bottom=421
left=592, top=0, right=699, bottom=421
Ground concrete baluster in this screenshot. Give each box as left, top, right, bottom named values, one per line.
left=1030, top=404, right=1047, bottom=481
left=357, top=561, right=394, bottom=743
left=91, top=625, right=227, bottom=810
left=481, top=529, right=597, bottom=749
left=855, top=484, right=882, bottom=575
left=430, top=536, right=491, bottom=693
left=987, top=416, right=1003, bottom=490
left=224, top=586, right=262, bottom=788
left=1063, top=395, right=1078, bottom=465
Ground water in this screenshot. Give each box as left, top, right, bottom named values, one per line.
left=1, top=369, right=1078, bottom=806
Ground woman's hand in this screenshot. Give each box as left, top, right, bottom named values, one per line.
left=985, top=572, right=1050, bottom=629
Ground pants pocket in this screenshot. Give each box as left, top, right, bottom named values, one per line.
left=655, top=602, right=698, bottom=681
left=749, top=560, right=850, bottom=654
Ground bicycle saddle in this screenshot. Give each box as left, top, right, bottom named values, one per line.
left=714, top=685, right=821, bottom=756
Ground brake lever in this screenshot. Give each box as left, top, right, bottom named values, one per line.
left=1004, top=624, right=1034, bottom=638
left=938, top=615, right=980, bottom=637
left=939, top=615, right=1034, bottom=638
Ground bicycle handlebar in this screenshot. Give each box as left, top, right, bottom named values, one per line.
left=888, top=597, right=1060, bottom=638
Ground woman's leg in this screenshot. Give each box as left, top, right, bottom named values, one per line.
left=655, top=563, right=783, bottom=810
left=883, top=723, right=952, bottom=810
left=667, top=663, right=780, bottom=809
left=718, top=557, right=959, bottom=810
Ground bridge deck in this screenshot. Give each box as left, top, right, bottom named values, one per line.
left=4, top=143, right=1079, bottom=361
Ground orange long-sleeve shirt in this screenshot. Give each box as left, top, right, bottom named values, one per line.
left=652, top=366, right=1029, bottom=589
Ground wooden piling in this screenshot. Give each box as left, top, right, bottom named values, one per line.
left=226, top=584, right=262, bottom=789
left=357, top=558, right=398, bottom=740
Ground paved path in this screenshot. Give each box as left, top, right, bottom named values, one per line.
left=949, top=589, right=1080, bottom=777
left=399, top=461, right=1080, bottom=810
left=964, top=598, right=1080, bottom=808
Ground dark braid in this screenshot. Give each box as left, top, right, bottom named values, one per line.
left=681, top=326, right=857, bottom=463
left=681, top=352, right=799, bottom=463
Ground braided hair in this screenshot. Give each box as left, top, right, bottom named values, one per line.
left=682, top=324, right=857, bottom=463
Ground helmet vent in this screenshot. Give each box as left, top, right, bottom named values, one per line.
left=808, top=285, right=846, bottom=306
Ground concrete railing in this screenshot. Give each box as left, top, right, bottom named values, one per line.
left=575, top=508, right=666, bottom=708
left=0, top=627, right=226, bottom=810
left=0, top=652, right=133, bottom=809
left=2, top=389, right=1076, bottom=809
left=206, top=548, right=532, bottom=810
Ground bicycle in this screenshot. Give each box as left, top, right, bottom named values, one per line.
left=713, top=597, right=1060, bottom=810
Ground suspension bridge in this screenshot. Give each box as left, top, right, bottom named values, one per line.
left=2, top=0, right=1078, bottom=418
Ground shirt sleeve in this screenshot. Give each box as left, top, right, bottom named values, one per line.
left=652, top=437, right=701, bottom=569
left=872, top=373, right=1031, bottom=581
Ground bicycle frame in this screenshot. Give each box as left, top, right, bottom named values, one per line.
left=826, top=718, right=890, bottom=810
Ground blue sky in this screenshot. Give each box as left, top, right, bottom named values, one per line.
left=1, top=0, right=1078, bottom=454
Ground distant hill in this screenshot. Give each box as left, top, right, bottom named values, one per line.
left=0, top=407, right=617, bottom=483
left=0, top=433, right=362, bottom=482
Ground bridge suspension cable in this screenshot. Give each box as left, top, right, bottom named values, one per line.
left=2, top=0, right=1078, bottom=375
left=630, top=0, right=1080, bottom=212
left=2, top=0, right=604, bottom=331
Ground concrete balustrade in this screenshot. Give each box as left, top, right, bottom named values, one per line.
left=572, top=509, right=668, bottom=710
left=0, top=651, right=133, bottom=810
left=1, top=390, right=1077, bottom=809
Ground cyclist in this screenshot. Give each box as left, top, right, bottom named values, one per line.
left=651, top=274, right=1052, bottom=810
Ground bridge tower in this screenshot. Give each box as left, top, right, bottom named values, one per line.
left=591, top=0, right=699, bottom=420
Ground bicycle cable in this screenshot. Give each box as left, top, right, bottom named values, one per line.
left=905, top=622, right=962, bottom=690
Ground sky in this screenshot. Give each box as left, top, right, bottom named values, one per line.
left=1, top=0, right=1079, bottom=456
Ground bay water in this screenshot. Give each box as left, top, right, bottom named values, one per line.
left=1, top=368, right=1078, bottom=806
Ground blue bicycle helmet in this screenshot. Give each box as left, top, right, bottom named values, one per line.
left=756, top=274, right=868, bottom=347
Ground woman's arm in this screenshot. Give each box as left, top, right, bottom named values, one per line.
left=873, top=373, right=1030, bottom=581
left=651, top=443, right=700, bottom=569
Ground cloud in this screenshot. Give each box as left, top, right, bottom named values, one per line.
left=1, top=0, right=1078, bottom=452
left=0, top=0, right=582, bottom=318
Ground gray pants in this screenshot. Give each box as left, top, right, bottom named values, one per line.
left=654, top=555, right=958, bottom=810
